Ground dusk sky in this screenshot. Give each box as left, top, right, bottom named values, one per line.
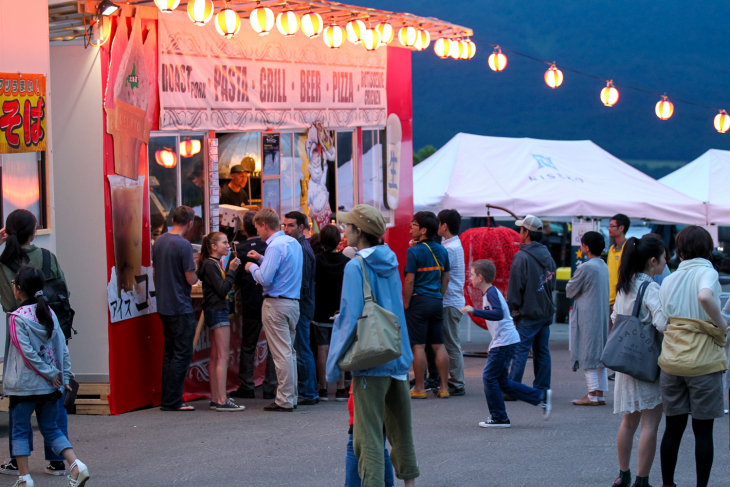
left=365, top=0, right=730, bottom=164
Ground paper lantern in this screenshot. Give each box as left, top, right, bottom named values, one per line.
left=398, top=25, right=417, bottom=47
left=600, top=81, right=619, bottom=107
left=449, top=38, right=464, bottom=59
left=215, top=7, right=241, bottom=38
left=250, top=4, right=274, bottom=35
left=187, top=0, right=214, bottom=26
left=413, top=29, right=430, bottom=51
left=180, top=139, right=201, bottom=157
left=715, top=110, right=730, bottom=133
left=434, top=38, right=451, bottom=59
left=301, top=12, right=323, bottom=38
left=488, top=46, right=507, bottom=71
left=276, top=10, right=299, bottom=37
left=156, top=149, right=177, bottom=168
left=346, top=19, right=366, bottom=44
left=323, top=23, right=344, bottom=49
left=154, top=0, right=180, bottom=13
left=362, top=28, right=381, bottom=51
left=376, top=22, right=393, bottom=46
left=544, top=64, right=563, bottom=89
left=460, top=39, right=475, bottom=59
left=655, top=95, right=674, bottom=120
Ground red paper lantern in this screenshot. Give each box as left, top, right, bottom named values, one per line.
left=156, top=149, right=177, bottom=168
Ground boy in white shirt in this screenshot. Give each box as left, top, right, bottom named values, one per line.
left=461, top=259, right=552, bottom=427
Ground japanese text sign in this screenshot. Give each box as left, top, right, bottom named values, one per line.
left=0, top=73, right=47, bottom=153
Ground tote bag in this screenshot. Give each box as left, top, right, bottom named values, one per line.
left=338, top=256, right=402, bottom=371
left=601, top=281, right=662, bottom=382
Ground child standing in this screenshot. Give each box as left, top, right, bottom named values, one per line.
left=461, top=260, right=552, bottom=427
left=2, top=266, right=90, bottom=487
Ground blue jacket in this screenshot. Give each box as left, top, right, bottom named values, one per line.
left=326, top=245, right=413, bottom=382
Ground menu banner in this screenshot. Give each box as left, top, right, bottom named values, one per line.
left=158, top=11, right=387, bottom=132
left=0, top=73, right=47, bottom=153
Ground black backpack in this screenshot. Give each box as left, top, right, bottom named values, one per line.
left=8, top=249, right=76, bottom=340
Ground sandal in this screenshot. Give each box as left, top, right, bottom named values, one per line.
left=160, top=403, right=195, bottom=411
left=13, top=474, right=33, bottom=487
left=67, top=460, right=90, bottom=487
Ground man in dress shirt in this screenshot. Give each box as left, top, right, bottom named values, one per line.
left=245, top=208, right=303, bottom=412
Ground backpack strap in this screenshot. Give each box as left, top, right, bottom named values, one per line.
left=631, top=280, right=651, bottom=318
left=41, top=248, right=51, bottom=279
left=421, top=242, right=444, bottom=277
left=355, top=256, right=376, bottom=304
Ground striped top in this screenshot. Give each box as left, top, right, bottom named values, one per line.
left=442, top=235, right=466, bottom=308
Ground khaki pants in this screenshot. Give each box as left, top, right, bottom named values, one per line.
left=353, top=376, right=420, bottom=485
left=262, top=298, right=300, bottom=409
left=443, top=306, right=466, bottom=389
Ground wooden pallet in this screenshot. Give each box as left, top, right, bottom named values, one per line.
left=75, top=383, right=111, bottom=416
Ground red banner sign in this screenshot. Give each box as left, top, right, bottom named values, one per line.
left=0, top=73, right=47, bottom=153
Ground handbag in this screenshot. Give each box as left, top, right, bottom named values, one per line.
left=338, top=256, right=402, bottom=371
left=600, top=281, right=662, bottom=382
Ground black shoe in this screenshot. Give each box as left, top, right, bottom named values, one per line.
left=0, top=459, right=18, bottom=476
left=611, top=479, right=629, bottom=487
left=263, top=393, right=276, bottom=400
left=425, top=378, right=439, bottom=391
left=409, top=378, right=432, bottom=392
left=298, top=397, right=320, bottom=406
left=230, top=388, right=256, bottom=399
left=319, top=389, right=329, bottom=402
left=502, top=393, right=516, bottom=401
left=479, top=418, right=511, bottom=428
left=264, top=402, right=293, bottom=412
left=608, top=373, right=616, bottom=381
left=45, top=461, right=67, bottom=476
left=215, top=399, right=246, bottom=411
left=448, top=385, right=466, bottom=396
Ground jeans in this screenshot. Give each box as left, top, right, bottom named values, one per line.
left=509, top=316, right=552, bottom=390
left=294, top=313, right=318, bottom=401
left=483, top=344, right=544, bottom=422
left=160, top=313, right=197, bottom=408
left=346, top=434, right=394, bottom=487
left=237, top=318, right=277, bottom=397
left=9, top=389, right=68, bottom=461
left=9, top=395, right=72, bottom=458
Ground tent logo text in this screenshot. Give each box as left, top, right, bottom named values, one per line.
left=532, top=154, right=557, bottom=170
left=529, top=154, right=583, bottom=183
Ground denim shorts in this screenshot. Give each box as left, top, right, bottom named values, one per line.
left=204, top=309, right=230, bottom=331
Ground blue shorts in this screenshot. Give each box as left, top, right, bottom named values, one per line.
left=204, top=309, right=230, bottom=331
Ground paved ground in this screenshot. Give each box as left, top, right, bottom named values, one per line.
left=1, top=320, right=728, bottom=487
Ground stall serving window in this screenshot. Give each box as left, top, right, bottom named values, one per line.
left=362, top=129, right=392, bottom=224
left=148, top=133, right=205, bottom=245
left=0, top=152, right=48, bottom=229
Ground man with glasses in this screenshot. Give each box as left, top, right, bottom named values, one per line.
left=607, top=214, right=630, bottom=333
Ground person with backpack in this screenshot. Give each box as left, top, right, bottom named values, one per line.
left=196, top=232, right=245, bottom=411
left=609, top=236, right=668, bottom=487
left=2, top=266, right=90, bottom=487
left=0, top=209, right=74, bottom=478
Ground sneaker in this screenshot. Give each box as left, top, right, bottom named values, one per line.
left=44, top=462, right=66, bottom=476
left=425, top=378, right=439, bottom=391
left=448, top=385, right=466, bottom=396
left=409, top=378, right=432, bottom=392
left=319, top=389, right=329, bottom=402
left=215, top=399, right=245, bottom=412
left=0, top=459, right=18, bottom=476
left=230, top=389, right=255, bottom=399
left=540, top=389, right=553, bottom=420
left=209, top=401, right=217, bottom=410
left=335, top=388, right=349, bottom=402
left=479, top=418, right=511, bottom=428
left=436, top=389, right=450, bottom=399
left=410, top=388, right=427, bottom=399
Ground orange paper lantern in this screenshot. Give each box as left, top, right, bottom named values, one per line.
left=156, top=149, right=177, bottom=168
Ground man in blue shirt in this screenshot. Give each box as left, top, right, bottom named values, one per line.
left=404, top=211, right=451, bottom=399
left=245, top=208, right=303, bottom=412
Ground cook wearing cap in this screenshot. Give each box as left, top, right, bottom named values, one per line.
left=220, top=164, right=250, bottom=209
left=336, top=204, right=386, bottom=239
left=515, top=214, right=543, bottom=232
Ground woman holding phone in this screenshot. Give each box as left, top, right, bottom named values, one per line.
left=197, top=232, right=245, bottom=411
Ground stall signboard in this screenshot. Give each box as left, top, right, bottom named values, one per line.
left=158, top=11, right=387, bottom=132
left=0, top=73, right=47, bottom=154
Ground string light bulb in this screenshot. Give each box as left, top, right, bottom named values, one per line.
left=362, top=27, right=381, bottom=51
left=488, top=46, right=507, bottom=71
left=323, top=21, right=344, bottom=49
left=398, top=25, right=417, bottom=47
left=187, top=0, right=214, bottom=26
left=376, top=22, right=393, bottom=46
left=714, top=110, right=730, bottom=133
left=154, top=0, right=180, bottom=13
left=434, top=38, right=451, bottom=59
left=215, top=4, right=241, bottom=38
left=346, top=19, right=366, bottom=44
left=276, top=9, right=299, bottom=37
left=600, top=81, right=619, bottom=107
left=301, top=12, right=323, bottom=38
left=413, top=29, right=430, bottom=51
left=544, top=63, right=563, bottom=89
left=655, top=95, right=674, bottom=120
left=250, top=3, right=275, bottom=35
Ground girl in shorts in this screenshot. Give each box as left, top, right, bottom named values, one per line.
left=197, top=232, right=244, bottom=411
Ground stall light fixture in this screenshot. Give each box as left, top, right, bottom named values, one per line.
left=215, top=3, right=241, bottom=38
left=323, top=21, right=344, bottom=48
left=600, top=81, right=619, bottom=107
left=187, top=0, right=214, bottom=26
left=544, top=63, right=563, bottom=89
left=715, top=110, right=730, bottom=133
left=250, top=3, right=275, bottom=35
left=180, top=139, right=202, bottom=158
left=488, top=46, right=507, bottom=71
left=362, top=27, right=381, bottom=51
left=376, top=22, right=394, bottom=46
left=413, top=29, right=430, bottom=51
left=346, top=19, right=366, bottom=44
left=398, top=25, right=417, bottom=47
left=98, top=0, right=119, bottom=16
left=153, top=0, right=179, bottom=13
left=655, top=95, right=674, bottom=120
left=434, top=38, right=451, bottom=59
left=276, top=9, right=299, bottom=37
left=301, top=12, right=324, bottom=38
left=156, top=149, right=177, bottom=168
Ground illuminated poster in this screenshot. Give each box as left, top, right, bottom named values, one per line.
left=0, top=73, right=47, bottom=154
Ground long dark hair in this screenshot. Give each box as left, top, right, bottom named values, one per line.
left=616, top=236, right=666, bottom=296
left=198, top=232, right=225, bottom=266
left=15, top=266, right=54, bottom=336
left=0, top=210, right=37, bottom=267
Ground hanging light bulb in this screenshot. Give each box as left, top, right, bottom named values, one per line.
left=323, top=21, right=344, bottom=49
left=276, top=9, right=299, bottom=37
left=413, top=28, right=430, bottom=51
left=655, top=95, right=674, bottom=120
left=488, top=46, right=507, bottom=71
left=398, top=25, right=417, bottom=47
left=250, top=3, right=274, bottom=35
left=544, top=63, right=563, bottom=89
left=715, top=110, right=730, bottom=133
left=376, top=22, right=393, bottom=46
left=600, top=81, right=619, bottom=107
left=449, top=38, right=464, bottom=59
left=301, top=12, right=324, bottom=38
left=156, top=149, right=177, bottom=168
left=362, top=27, right=381, bottom=51
left=434, top=38, right=451, bottom=59
left=460, top=39, right=475, bottom=59
left=180, top=139, right=201, bottom=158
left=346, top=19, right=366, bottom=44
left=187, top=0, right=214, bottom=26
left=215, top=4, right=241, bottom=38
left=154, top=0, right=180, bottom=13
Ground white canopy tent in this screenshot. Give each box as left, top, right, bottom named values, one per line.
left=660, top=149, right=730, bottom=225
left=414, top=133, right=706, bottom=224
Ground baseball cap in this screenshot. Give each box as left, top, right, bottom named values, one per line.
left=515, top=215, right=543, bottom=232
left=337, top=204, right=386, bottom=238
left=230, top=164, right=247, bottom=174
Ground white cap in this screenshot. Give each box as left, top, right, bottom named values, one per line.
left=515, top=215, right=543, bottom=232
